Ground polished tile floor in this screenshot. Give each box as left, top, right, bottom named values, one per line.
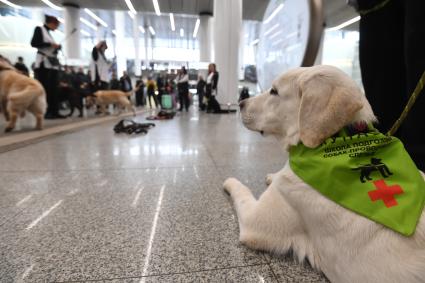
left=0, top=109, right=329, bottom=282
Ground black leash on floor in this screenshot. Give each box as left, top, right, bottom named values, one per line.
left=387, top=70, right=425, bottom=136
left=113, top=119, right=155, bottom=135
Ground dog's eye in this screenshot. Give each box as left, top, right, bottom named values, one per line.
left=270, top=88, right=278, bottom=96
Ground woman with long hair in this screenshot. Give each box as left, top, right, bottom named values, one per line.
left=205, top=63, right=220, bottom=113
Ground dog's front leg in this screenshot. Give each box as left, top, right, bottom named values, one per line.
left=223, top=178, right=257, bottom=218
left=224, top=178, right=304, bottom=254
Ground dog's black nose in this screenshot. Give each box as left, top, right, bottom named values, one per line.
left=239, top=100, right=246, bottom=110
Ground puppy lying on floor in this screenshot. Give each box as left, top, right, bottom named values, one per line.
left=224, top=65, right=425, bottom=283
left=0, top=59, right=46, bottom=132
left=86, top=90, right=136, bottom=116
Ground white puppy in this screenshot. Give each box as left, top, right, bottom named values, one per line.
left=224, top=65, right=425, bottom=283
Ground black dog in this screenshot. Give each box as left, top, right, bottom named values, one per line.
left=352, top=158, right=393, bottom=183
left=57, top=85, right=83, bottom=117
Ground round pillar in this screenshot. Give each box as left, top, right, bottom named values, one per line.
left=114, top=11, right=126, bottom=76
left=63, top=3, right=81, bottom=59
left=199, top=12, right=212, bottom=62
left=213, top=0, right=242, bottom=106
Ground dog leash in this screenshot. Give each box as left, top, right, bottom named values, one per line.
left=357, top=0, right=391, bottom=16
left=387, top=70, right=425, bottom=136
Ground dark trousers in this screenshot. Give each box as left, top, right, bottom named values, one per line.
left=359, top=0, right=425, bottom=170
left=35, top=64, right=59, bottom=116
left=147, top=92, right=159, bottom=109
left=198, top=92, right=205, bottom=110
left=136, top=88, right=145, bottom=106
left=178, top=91, right=190, bottom=111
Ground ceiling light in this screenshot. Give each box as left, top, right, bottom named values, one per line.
left=250, top=39, right=259, bottom=46
left=139, top=25, right=145, bottom=33
left=128, top=11, right=135, bottom=19
left=268, top=30, right=282, bottom=40
left=80, top=17, right=98, bottom=31
left=169, top=13, right=175, bottom=31
left=124, top=0, right=137, bottom=14
left=149, top=26, right=155, bottom=36
left=264, top=23, right=279, bottom=36
left=81, top=30, right=90, bottom=36
left=40, top=0, right=62, bottom=11
left=193, top=18, right=200, bottom=38
left=327, top=16, right=360, bottom=31
left=264, top=4, right=283, bottom=24
left=180, top=28, right=184, bottom=37
left=0, top=0, right=22, bottom=9
left=152, top=0, right=161, bottom=16
left=84, top=8, right=108, bottom=27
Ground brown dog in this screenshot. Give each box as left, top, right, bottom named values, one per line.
left=0, top=59, right=46, bottom=132
left=86, top=90, right=136, bottom=116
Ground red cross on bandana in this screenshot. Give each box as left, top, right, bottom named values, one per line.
left=368, top=180, right=404, bottom=208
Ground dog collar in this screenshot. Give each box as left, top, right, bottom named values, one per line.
left=289, top=125, right=425, bottom=236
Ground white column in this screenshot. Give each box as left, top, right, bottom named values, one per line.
left=132, top=15, right=141, bottom=76
left=213, top=0, right=242, bottom=106
left=63, top=4, right=81, bottom=59
left=144, top=26, right=150, bottom=71
left=114, top=11, right=126, bottom=76
left=199, top=13, right=212, bottom=62
left=96, top=25, right=103, bottom=41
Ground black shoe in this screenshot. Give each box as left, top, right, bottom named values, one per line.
left=44, top=113, right=56, bottom=119
left=55, top=113, right=67, bottom=119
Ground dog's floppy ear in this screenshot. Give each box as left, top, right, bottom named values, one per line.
left=298, top=76, right=363, bottom=148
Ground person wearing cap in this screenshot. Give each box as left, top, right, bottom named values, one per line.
left=89, top=41, right=110, bottom=91
left=31, top=14, right=64, bottom=119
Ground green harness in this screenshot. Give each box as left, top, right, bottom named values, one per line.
left=289, top=126, right=425, bottom=236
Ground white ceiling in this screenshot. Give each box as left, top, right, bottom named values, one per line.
left=0, top=0, right=269, bottom=20
left=0, top=0, right=359, bottom=39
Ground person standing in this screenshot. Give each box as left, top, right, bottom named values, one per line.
left=196, top=75, right=206, bottom=111
left=176, top=66, right=190, bottom=112
left=354, top=0, right=425, bottom=170
left=135, top=76, right=145, bottom=107
left=120, top=71, right=133, bottom=92
left=205, top=63, right=220, bottom=113
left=109, top=71, right=120, bottom=90
left=146, top=77, right=159, bottom=109
left=14, top=56, right=29, bottom=76
left=89, top=41, right=109, bottom=91
left=31, top=15, right=64, bottom=119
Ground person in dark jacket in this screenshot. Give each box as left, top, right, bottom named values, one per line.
left=109, top=71, right=120, bottom=90
left=14, top=57, right=29, bottom=76
left=30, top=14, right=64, bottom=119
left=176, top=67, right=190, bottom=112
left=135, top=76, right=145, bottom=107
left=205, top=63, right=220, bottom=113
left=89, top=41, right=109, bottom=91
left=120, top=71, right=132, bottom=92
left=196, top=75, right=206, bottom=111
left=353, top=0, right=425, bottom=170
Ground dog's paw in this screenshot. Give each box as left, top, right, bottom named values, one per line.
left=4, top=127, right=13, bottom=133
left=266, top=173, right=275, bottom=185
left=223, top=177, right=240, bottom=195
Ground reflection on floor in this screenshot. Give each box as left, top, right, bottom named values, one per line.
left=0, top=108, right=329, bottom=282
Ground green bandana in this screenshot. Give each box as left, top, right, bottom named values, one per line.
left=289, top=127, right=425, bottom=236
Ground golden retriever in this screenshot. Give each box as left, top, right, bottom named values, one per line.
left=224, top=65, right=425, bottom=283
left=86, top=90, right=135, bottom=116
left=0, top=59, right=46, bottom=132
